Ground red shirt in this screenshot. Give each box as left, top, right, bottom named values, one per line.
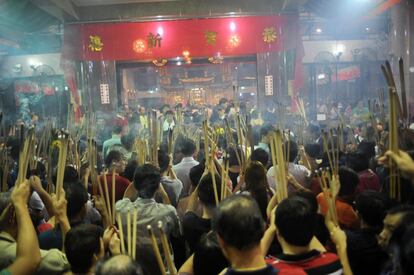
left=356, top=169, right=380, bottom=195
left=99, top=174, right=131, bottom=205
left=317, top=192, right=359, bottom=229
left=266, top=250, right=342, bottom=275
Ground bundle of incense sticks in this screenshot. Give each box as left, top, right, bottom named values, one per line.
left=16, top=127, right=35, bottom=186
left=296, top=98, right=308, bottom=127
left=220, top=157, right=230, bottom=200
left=116, top=208, right=138, bottom=259
left=158, top=221, right=176, bottom=275
left=381, top=60, right=402, bottom=200
left=133, top=138, right=147, bottom=166
left=151, top=110, right=159, bottom=166
left=321, top=129, right=340, bottom=176
left=147, top=225, right=167, bottom=275
left=316, top=168, right=339, bottom=226
left=55, top=132, right=69, bottom=199
left=269, top=130, right=288, bottom=202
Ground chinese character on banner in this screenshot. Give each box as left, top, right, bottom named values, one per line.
left=88, top=35, right=104, bottom=52
left=133, top=39, right=147, bottom=53
left=265, top=75, right=273, bottom=96
left=204, top=31, right=217, bottom=46
left=100, top=84, right=110, bottom=104
left=147, top=32, right=162, bottom=48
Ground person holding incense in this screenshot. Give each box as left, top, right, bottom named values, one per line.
left=157, top=149, right=183, bottom=207
left=116, top=163, right=180, bottom=275
left=96, top=254, right=143, bottom=275
left=183, top=173, right=221, bottom=254
left=265, top=196, right=342, bottom=274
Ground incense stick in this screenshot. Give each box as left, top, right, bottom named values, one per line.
left=117, top=213, right=126, bottom=254
left=132, top=207, right=138, bottom=260
left=102, top=171, right=113, bottom=225
left=112, top=169, right=116, bottom=225
left=147, top=225, right=167, bottom=275
left=127, top=209, right=132, bottom=256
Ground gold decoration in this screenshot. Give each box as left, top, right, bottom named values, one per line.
left=88, top=35, right=103, bottom=52
left=262, top=27, right=277, bottom=43
left=152, top=59, right=167, bottom=67
left=147, top=32, right=162, bottom=48
left=229, top=35, right=240, bottom=47
left=204, top=31, right=217, bottom=46
left=133, top=39, right=146, bottom=53
left=208, top=55, right=224, bottom=64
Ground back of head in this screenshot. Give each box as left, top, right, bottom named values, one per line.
left=291, top=191, right=318, bottom=214
left=286, top=140, right=298, bottom=162
left=251, top=148, right=269, bottom=167
left=227, top=146, right=243, bottom=167
left=212, top=194, right=265, bottom=251
left=113, top=125, right=123, bottom=135
left=198, top=173, right=222, bottom=209
left=65, top=224, right=103, bottom=274
left=275, top=196, right=316, bottom=246
left=259, top=124, right=274, bottom=140
left=399, top=225, right=414, bottom=275
left=96, top=255, right=143, bottom=275
left=338, top=166, right=359, bottom=199
left=194, top=232, right=229, bottom=275
left=123, top=160, right=138, bottom=182
left=63, top=181, right=88, bottom=220
left=346, top=152, right=369, bottom=173
left=304, top=143, right=321, bottom=159
left=354, top=191, right=390, bottom=228
left=158, top=149, right=170, bottom=173
left=357, top=141, right=376, bottom=159
left=133, top=164, right=161, bottom=199
left=245, top=161, right=267, bottom=191
left=189, top=163, right=205, bottom=187
left=105, top=150, right=123, bottom=168
left=181, top=138, right=196, bottom=157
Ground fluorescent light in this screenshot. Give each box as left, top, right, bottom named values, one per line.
left=317, top=74, right=326, bottom=80
left=316, top=28, right=322, bottom=33
left=240, top=86, right=246, bottom=90
left=157, top=27, right=164, bottom=36
left=177, top=61, right=182, bottom=66
left=250, top=93, right=255, bottom=96
left=230, top=22, right=236, bottom=32
left=239, top=93, right=243, bottom=96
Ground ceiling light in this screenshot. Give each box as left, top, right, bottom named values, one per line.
left=157, top=27, right=164, bottom=36
left=316, top=28, right=322, bottom=33
left=230, top=22, right=236, bottom=32
left=317, top=74, right=326, bottom=80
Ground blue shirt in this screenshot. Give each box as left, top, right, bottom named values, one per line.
left=102, top=134, right=122, bottom=158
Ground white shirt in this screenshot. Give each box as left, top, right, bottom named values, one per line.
left=267, top=162, right=311, bottom=193
left=173, top=157, right=199, bottom=198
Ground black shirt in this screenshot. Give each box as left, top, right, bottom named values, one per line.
left=226, top=264, right=278, bottom=275
left=182, top=211, right=211, bottom=253
left=346, top=228, right=389, bottom=275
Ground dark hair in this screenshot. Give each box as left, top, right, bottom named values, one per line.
left=244, top=161, right=269, bottom=220
left=357, top=141, right=376, bottom=159
left=63, top=181, right=88, bottom=220
left=259, top=124, right=274, bottom=140
left=122, top=160, right=138, bottom=182
left=121, top=135, right=134, bottom=151
left=304, top=143, right=321, bottom=159
left=227, top=146, right=243, bottom=167
left=212, top=194, right=265, bottom=250
left=387, top=205, right=414, bottom=215
left=193, top=232, right=229, bottom=275
left=113, top=125, right=123, bottom=134
left=105, top=150, right=123, bottom=168
left=53, top=166, right=79, bottom=185
left=338, top=166, right=359, bottom=199
left=354, top=191, right=390, bottom=228
left=65, top=224, right=103, bottom=274
left=189, top=163, right=205, bottom=187
left=291, top=191, right=318, bottom=214
left=181, top=139, right=196, bottom=156
left=286, top=140, right=298, bottom=162
left=251, top=148, right=269, bottom=167
left=346, top=152, right=369, bottom=173
left=275, top=196, right=316, bottom=246
left=96, top=255, right=143, bottom=275
left=219, top=98, right=228, bottom=105
left=158, top=150, right=170, bottom=173
left=198, top=173, right=222, bottom=209
left=133, top=164, right=160, bottom=199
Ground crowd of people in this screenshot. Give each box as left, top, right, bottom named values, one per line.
left=1, top=97, right=414, bottom=275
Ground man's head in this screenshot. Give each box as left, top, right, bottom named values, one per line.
left=354, top=191, right=390, bottom=229
left=96, top=255, right=143, bottom=275
left=189, top=163, right=205, bottom=192
left=338, top=166, right=359, bottom=201
left=105, top=150, right=126, bottom=173
left=346, top=152, right=369, bottom=173
left=133, top=164, right=161, bottom=199
left=139, top=106, right=146, bottom=115
left=286, top=140, right=298, bottom=163
left=63, top=181, right=88, bottom=221
left=113, top=125, right=123, bottom=135
left=180, top=138, right=196, bottom=157
left=275, top=196, right=316, bottom=247
left=378, top=205, right=414, bottom=248
left=219, top=98, right=228, bottom=108
left=212, top=194, right=265, bottom=256
left=250, top=148, right=269, bottom=167
left=165, top=110, right=174, bottom=123
left=197, top=173, right=222, bottom=210
left=65, top=224, right=104, bottom=274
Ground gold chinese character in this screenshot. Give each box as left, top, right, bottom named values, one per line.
left=147, top=32, right=162, bottom=48
left=204, top=31, right=217, bottom=46
left=88, top=35, right=103, bottom=51
left=262, top=27, right=277, bottom=43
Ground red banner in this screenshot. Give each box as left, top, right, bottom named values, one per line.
left=63, top=16, right=298, bottom=61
